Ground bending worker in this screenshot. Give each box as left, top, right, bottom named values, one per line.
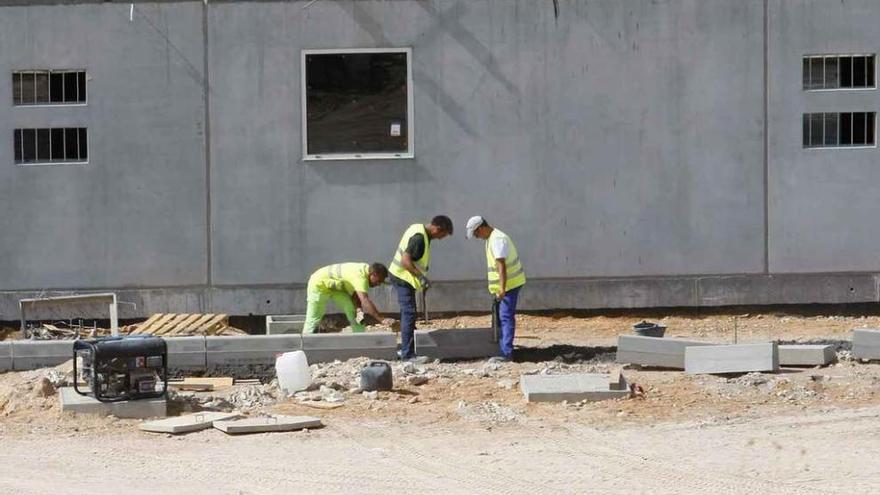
left=465, top=216, right=526, bottom=362
left=303, top=262, right=391, bottom=334
left=388, top=215, right=454, bottom=360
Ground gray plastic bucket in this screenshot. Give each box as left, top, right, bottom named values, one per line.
left=633, top=321, right=666, bottom=338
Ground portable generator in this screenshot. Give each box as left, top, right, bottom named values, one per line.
left=73, top=335, right=168, bottom=402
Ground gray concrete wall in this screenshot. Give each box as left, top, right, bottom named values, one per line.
left=208, top=0, right=765, bottom=285
left=0, top=0, right=878, bottom=317
left=767, top=0, right=880, bottom=273
left=0, top=2, right=208, bottom=290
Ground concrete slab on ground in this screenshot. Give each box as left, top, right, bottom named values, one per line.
left=140, top=411, right=240, bottom=434
left=852, top=329, right=880, bottom=360
left=616, top=335, right=716, bottom=369
left=778, top=344, right=835, bottom=366
left=213, top=415, right=322, bottom=434
left=59, top=387, right=166, bottom=419
left=685, top=343, right=778, bottom=375
left=520, top=373, right=630, bottom=403
left=166, top=336, right=207, bottom=371
left=266, top=315, right=306, bottom=335
left=301, top=332, right=397, bottom=363
left=415, top=328, right=498, bottom=360
left=12, top=340, right=73, bottom=370
left=206, top=335, right=302, bottom=366
left=0, top=342, right=11, bottom=371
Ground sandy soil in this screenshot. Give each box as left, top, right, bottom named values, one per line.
left=2, top=311, right=880, bottom=494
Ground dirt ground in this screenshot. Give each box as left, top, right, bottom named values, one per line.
left=2, top=310, right=880, bottom=494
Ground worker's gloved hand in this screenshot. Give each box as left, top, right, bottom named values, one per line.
left=418, top=275, right=430, bottom=289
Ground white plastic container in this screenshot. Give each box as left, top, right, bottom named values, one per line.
left=275, top=350, right=311, bottom=395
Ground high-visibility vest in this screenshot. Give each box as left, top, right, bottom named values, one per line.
left=485, top=229, right=526, bottom=295
left=308, top=262, right=370, bottom=295
left=389, top=224, right=431, bottom=290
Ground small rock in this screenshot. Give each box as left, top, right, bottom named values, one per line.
left=32, top=377, right=55, bottom=398
left=408, top=376, right=429, bottom=386
left=496, top=379, right=517, bottom=390
left=408, top=396, right=420, bottom=404
left=363, top=390, right=378, bottom=400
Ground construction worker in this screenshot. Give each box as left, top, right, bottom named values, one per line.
left=388, top=215, right=454, bottom=361
left=465, top=216, right=526, bottom=362
left=303, top=262, right=391, bottom=334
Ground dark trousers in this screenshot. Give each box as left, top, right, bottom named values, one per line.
left=391, top=276, right=417, bottom=359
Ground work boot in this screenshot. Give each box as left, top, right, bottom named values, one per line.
left=406, top=356, right=430, bottom=365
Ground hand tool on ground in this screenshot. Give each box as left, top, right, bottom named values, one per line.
left=491, top=297, right=500, bottom=343
left=420, top=288, right=429, bottom=323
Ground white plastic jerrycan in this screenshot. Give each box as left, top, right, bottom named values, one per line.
left=275, top=350, right=311, bottom=395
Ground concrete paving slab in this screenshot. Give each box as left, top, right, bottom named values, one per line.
left=415, top=328, right=498, bottom=360
left=206, top=335, right=302, bottom=366
left=12, top=340, right=73, bottom=370
left=301, top=332, right=396, bottom=363
left=852, top=329, right=880, bottom=360
left=266, top=315, right=306, bottom=335
left=616, top=335, right=716, bottom=369
left=778, top=344, right=835, bottom=366
left=520, top=374, right=630, bottom=403
left=166, top=336, right=207, bottom=371
left=140, top=411, right=240, bottom=434
left=59, top=387, right=166, bottom=419
left=685, top=343, right=778, bottom=375
left=213, top=415, right=322, bottom=434
left=0, top=342, right=11, bottom=372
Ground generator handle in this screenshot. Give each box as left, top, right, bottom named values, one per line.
left=72, top=340, right=99, bottom=397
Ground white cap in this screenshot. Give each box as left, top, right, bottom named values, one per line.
left=465, top=215, right=485, bottom=239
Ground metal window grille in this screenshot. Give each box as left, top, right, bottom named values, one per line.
left=802, top=112, right=876, bottom=148
left=11, top=70, right=87, bottom=105
left=13, top=127, right=88, bottom=165
left=802, top=55, right=875, bottom=90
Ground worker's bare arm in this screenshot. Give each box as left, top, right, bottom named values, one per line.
left=401, top=252, right=423, bottom=278
left=356, top=291, right=384, bottom=323
left=496, top=258, right=507, bottom=299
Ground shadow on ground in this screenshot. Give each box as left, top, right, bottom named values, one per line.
left=514, top=345, right=617, bottom=364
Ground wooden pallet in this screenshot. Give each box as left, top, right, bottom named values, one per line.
left=132, top=313, right=241, bottom=336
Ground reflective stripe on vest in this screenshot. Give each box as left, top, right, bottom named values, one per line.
left=389, top=224, right=431, bottom=290
left=485, top=229, right=526, bottom=295
left=323, top=263, right=346, bottom=292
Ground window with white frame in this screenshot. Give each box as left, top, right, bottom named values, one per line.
left=302, top=48, right=413, bottom=160
left=14, top=128, right=88, bottom=164
left=802, top=112, right=875, bottom=148
left=803, top=55, right=875, bottom=90
left=12, top=70, right=87, bottom=105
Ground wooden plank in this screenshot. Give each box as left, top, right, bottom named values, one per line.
left=172, top=313, right=204, bottom=335
left=200, top=314, right=228, bottom=335
left=154, top=314, right=191, bottom=336
left=181, top=377, right=233, bottom=389
left=157, top=314, right=196, bottom=336
left=187, top=314, right=215, bottom=333
left=139, top=314, right=175, bottom=334
left=138, top=313, right=164, bottom=330
left=170, top=383, right=214, bottom=392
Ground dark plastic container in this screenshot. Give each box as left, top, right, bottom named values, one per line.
left=360, top=361, right=393, bottom=392
left=633, top=321, right=666, bottom=338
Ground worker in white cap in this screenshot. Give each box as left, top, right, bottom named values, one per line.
left=465, top=216, right=526, bottom=362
